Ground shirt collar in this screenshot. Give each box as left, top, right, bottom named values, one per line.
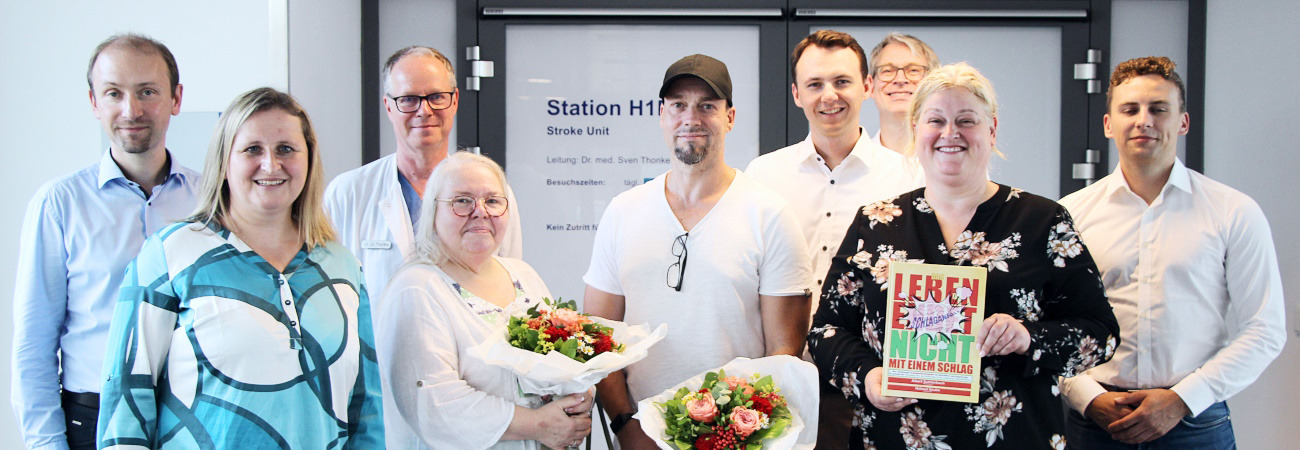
left=1164, top=158, right=1192, bottom=194
left=96, top=149, right=127, bottom=188
left=796, top=127, right=876, bottom=167
left=1106, top=157, right=1192, bottom=199
left=96, top=148, right=191, bottom=189
left=846, top=127, right=884, bottom=164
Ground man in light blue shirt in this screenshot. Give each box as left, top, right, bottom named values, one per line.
left=11, top=34, right=199, bottom=450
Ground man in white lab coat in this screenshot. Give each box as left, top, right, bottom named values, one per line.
left=324, top=46, right=522, bottom=308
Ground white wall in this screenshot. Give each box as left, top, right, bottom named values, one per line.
left=378, top=0, right=458, bottom=157
left=289, top=0, right=362, bottom=182
left=0, top=1, right=360, bottom=447
left=1204, top=0, right=1300, bottom=447
left=0, top=1, right=277, bottom=446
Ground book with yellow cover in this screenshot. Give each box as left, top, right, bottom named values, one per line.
left=881, top=261, right=987, bottom=403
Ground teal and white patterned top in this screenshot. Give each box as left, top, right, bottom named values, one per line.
left=98, top=221, right=384, bottom=449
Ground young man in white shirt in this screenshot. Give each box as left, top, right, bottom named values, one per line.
left=745, top=30, right=929, bottom=448
left=1058, top=56, right=1285, bottom=448
left=747, top=30, right=932, bottom=308
left=585, top=54, right=813, bottom=450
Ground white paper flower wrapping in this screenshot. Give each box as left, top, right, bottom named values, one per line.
left=466, top=316, right=667, bottom=396
left=634, top=355, right=820, bottom=449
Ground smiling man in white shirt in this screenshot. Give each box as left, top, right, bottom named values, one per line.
left=745, top=30, right=928, bottom=449
left=746, top=30, right=926, bottom=303
left=1058, top=56, right=1285, bottom=449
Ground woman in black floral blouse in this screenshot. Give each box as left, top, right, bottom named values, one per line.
left=807, top=62, right=1119, bottom=450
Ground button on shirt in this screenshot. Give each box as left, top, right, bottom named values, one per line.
left=745, top=130, right=924, bottom=308
left=11, top=150, right=198, bottom=449
left=1057, top=159, right=1286, bottom=416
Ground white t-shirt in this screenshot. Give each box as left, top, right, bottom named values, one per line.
left=745, top=130, right=922, bottom=307
left=583, top=170, right=812, bottom=402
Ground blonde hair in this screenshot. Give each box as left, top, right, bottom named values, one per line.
left=406, top=151, right=509, bottom=266
left=904, top=62, right=1003, bottom=160
left=186, top=87, right=336, bottom=247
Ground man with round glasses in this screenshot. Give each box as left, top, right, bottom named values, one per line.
left=868, top=32, right=940, bottom=154
left=324, top=46, right=523, bottom=314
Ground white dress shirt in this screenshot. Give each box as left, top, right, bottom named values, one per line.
left=745, top=130, right=923, bottom=305
left=1058, top=159, right=1286, bottom=416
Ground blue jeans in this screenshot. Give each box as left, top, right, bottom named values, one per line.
left=1065, top=401, right=1235, bottom=449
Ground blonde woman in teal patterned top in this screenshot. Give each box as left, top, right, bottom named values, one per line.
left=98, top=88, right=383, bottom=448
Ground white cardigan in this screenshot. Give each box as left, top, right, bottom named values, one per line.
left=375, top=257, right=552, bottom=450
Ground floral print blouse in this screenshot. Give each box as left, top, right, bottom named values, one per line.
left=808, top=185, right=1119, bottom=450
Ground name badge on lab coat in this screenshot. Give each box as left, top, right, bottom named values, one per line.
left=361, top=240, right=392, bottom=250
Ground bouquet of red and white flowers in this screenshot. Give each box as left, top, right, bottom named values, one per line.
left=506, top=298, right=622, bottom=363
left=637, top=356, right=819, bottom=450
left=468, top=297, right=666, bottom=396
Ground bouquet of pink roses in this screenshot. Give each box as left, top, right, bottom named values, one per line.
left=659, top=369, right=792, bottom=449
left=637, top=356, right=819, bottom=450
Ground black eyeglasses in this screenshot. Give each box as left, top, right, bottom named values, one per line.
left=388, top=91, right=456, bottom=113
left=666, top=232, right=689, bottom=291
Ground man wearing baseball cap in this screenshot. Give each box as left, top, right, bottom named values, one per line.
left=585, top=54, right=814, bottom=448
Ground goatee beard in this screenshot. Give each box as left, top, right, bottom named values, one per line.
left=116, top=128, right=155, bottom=154
left=674, top=142, right=707, bottom=165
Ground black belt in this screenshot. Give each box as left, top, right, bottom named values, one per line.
left=61, top=390, right=100, bottom=409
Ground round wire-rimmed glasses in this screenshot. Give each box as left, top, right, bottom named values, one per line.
left=434, top=195, right=508, bottom=217
left=874, top=64, right=929, bottom=82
